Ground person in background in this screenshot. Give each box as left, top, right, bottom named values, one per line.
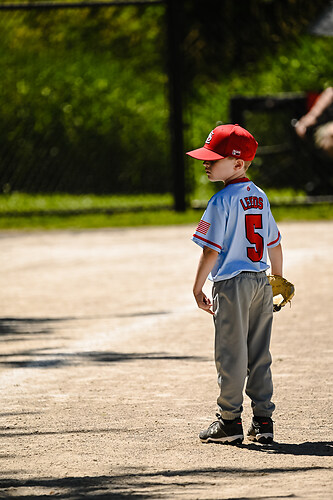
left=295, top=86, right=333, bottom=159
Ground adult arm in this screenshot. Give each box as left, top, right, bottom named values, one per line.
left=295, top=87, right=333, bottom=137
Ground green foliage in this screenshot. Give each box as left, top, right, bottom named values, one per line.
left=0, top=1, right=332, bottom=199
left=182, top=0, right=330, bottom=85
left=0, top=4, right=170, bottom=194
left=186, top=34, right=333, bottom=198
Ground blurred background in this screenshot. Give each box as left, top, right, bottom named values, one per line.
left=0, top=0, right=332, bottom=221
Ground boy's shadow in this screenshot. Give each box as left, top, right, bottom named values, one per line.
left=239, top=441, right=333, bottom=457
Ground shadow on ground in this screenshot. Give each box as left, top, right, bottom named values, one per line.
left=0, top=311, right=170, bottom=338
left=239, top=441, right=333, bottom=457
left=0, top=464, right=329, bottom=499
left=0, top=349, right=207, bottom=368
left=0, top=316, right=208, bottom=368
left=0, top=317, right=73, bottom=339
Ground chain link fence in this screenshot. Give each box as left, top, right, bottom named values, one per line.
left=1, top=0, right=333, bottom=214
left=0, top=1, right=171, bottom=199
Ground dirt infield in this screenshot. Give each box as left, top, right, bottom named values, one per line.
left=0, top=222, right=332, bottom=499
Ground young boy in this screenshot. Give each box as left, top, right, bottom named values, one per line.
left=187, top=124, right=283, bottom=445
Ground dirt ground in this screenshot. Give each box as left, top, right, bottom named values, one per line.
left=0, top=221, right=332, bottom=499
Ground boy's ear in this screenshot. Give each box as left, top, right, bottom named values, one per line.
left=234, top=158, right=245, bottom=170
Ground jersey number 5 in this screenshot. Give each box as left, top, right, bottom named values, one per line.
left=245, top=214, right=263, bottom=262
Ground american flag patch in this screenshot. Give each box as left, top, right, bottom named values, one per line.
left=196, top=219, right=211, bottom=235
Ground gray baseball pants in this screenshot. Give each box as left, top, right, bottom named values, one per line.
left=212, top=271, right=275, bottom=420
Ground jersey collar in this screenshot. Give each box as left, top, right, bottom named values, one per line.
left=225, top=177, right=250, bottom=186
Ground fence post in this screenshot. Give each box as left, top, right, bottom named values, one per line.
left=166, top=0, right=186, bottom=211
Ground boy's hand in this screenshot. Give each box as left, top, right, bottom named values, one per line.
left=193, top=290, right=214, bottom=315
left=192, top=246, right=218, bottom=315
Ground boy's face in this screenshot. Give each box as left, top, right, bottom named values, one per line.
left=203, top=157, right=244, bottom=183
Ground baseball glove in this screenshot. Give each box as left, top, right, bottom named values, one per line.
left=267, top=274, right=295, bottom=312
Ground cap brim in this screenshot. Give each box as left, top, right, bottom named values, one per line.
left=186, top=147, right=224, bottom=161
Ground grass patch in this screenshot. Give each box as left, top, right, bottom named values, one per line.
left=271, top=203, right=333, bottom=221
left=0, top=205, right=333, bottom=231
left=0, top=192, right=174, bottom=214
left=0, top=209, right=201, bottom=230
left=0, top=192, right=332, bottom=230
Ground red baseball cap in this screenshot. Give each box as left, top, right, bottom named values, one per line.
left=186, top=124, right=258, bottom=161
